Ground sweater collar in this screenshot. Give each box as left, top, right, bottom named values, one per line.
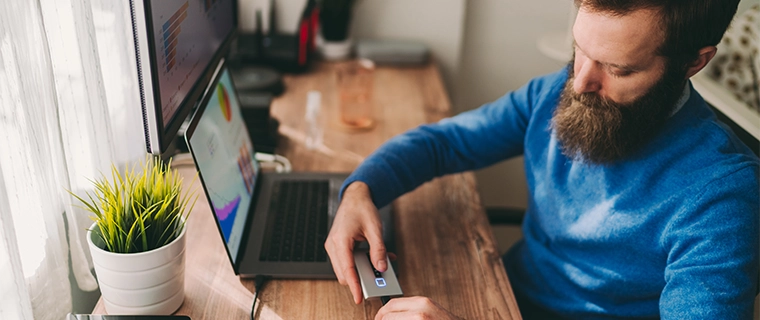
left=669, top=81, right=691, bottom=117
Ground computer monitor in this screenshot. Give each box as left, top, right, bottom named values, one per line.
left=130, top=0, right=237, bottom=154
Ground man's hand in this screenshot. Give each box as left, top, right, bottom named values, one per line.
left=325, top=181, right=388, bottom=304
left=375, top=297, right=462, bottom=320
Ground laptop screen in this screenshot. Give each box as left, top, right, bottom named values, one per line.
left=186, top=64, right=260, bottom=263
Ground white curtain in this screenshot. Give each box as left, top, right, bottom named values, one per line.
left=0, top=0, right=146, bottom=319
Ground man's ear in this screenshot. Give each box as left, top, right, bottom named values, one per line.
left=685, top=46, right=717, bottom=78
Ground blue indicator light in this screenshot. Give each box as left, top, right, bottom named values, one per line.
left=375, top=278, right=386, bottom=287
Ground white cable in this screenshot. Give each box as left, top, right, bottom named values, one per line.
left=273, top=154, right=292, bottom=173
left=170, top=152, right=290, bottom=172
left=255, top=152, right=292, bottom=173
left=254, top=152, right=276, bottom=162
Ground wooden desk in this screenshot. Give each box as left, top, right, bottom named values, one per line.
left=94, top=62, right=522, bottom=319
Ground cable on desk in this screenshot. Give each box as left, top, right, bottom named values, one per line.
left=255, top=152, right=292, bottom=173
left=251, top=275, right=269, bottom=320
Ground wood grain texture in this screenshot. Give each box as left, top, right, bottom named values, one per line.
left=93, top=62, right=521, bottom=319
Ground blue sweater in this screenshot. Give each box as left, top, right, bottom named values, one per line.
left=341, top=68, right=760, bottom=319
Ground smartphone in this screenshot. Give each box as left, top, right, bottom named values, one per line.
left=66, top=314, right=191, bottom=320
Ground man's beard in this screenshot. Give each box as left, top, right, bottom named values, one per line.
left=552, top=60, right=687, bottom=164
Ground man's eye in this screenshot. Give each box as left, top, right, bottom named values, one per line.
left=609, top=69, right=633, bottom=78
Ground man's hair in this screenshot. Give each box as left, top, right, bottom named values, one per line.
left=575, top=0, right=740, bottom=67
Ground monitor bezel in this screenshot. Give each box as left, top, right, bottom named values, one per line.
left=131, top=0, right=238, bottom=155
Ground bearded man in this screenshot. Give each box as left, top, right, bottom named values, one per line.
left=325, top=0, right=759, bottom=318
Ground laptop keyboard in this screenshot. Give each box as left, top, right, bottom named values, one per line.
left=259, top=180, right=330, bottom=262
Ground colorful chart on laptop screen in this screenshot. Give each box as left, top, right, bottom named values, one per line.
left=218, top=83, right=232, bottom=122
left=213, top=194, right=240, bottom=241
left=187, top=68, right=259, bottom=258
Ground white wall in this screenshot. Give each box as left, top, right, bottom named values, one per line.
left=239, top=0, right=308, bottom=34
left=456, top=0, right=571, bottom=209
left=349, top=0, right=467, bottom=99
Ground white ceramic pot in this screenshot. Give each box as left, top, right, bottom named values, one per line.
left=319, top=38, right=353, bottom=60
left=87, top=222, right=187, bottom=315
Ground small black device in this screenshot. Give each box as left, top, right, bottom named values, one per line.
left=231, top=0, right=317, bottom=73
left=66, top=314, right=190, bottom=320
left=230, top=67, right=284, bottom=96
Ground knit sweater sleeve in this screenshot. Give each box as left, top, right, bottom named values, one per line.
left=339, top=72, right=556, bottom=208
left=659, top=165, right=760, bottom=319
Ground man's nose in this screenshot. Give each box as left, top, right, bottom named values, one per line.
left=573, top=61, right=602, bottom=94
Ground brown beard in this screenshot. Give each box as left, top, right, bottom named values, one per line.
left=551, top=61, right=686, bottom=164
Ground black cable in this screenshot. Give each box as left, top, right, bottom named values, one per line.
left=251, top=275, right=269, bottom=320
left=381, top=296, right=391, bottom=305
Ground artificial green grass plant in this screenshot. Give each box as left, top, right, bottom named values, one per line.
left=70, top=156, right=197, bottom=254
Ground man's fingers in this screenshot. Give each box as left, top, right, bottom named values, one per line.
left=374, top=297, right=412, bottom=320
left=323, top=181, right=380, bottom=305
left=375, top=297, right=455, bottom=320
left=326, top=238, right=362, bottom=304
left=342, top=264, right=363, bottom=304
left=384, top=296, right=427, bottom=310
left=326, top=237, right=356, bottom=286
left=366, top=229, right=387, bottom=272
left=375, top=312, right=406, bottom=320
left=329, top=257, right=346, bottom=285
left=325, top=241, right=345, bottom=285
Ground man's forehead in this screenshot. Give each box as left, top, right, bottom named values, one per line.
left=573, top=7, right=664, bottom=69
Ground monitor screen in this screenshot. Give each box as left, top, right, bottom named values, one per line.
left=186, top=61, right=260, bottom=263
left=131, top=0, right=236, bottom=154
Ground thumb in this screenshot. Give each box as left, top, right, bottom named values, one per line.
left=366, top=229, right=387, bottom=272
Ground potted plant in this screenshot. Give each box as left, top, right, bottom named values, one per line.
left=318, top=0, right=356, bottom=60
left=70, top=156, right=197, bottom=315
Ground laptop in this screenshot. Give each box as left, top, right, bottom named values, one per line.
left=184, top=59, right=393, bottom=279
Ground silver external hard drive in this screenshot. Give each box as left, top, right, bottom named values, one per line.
left=353, top=249, right=403, bottom=300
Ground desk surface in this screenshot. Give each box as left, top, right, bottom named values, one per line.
left=93, top=62, right=522, bottom=319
